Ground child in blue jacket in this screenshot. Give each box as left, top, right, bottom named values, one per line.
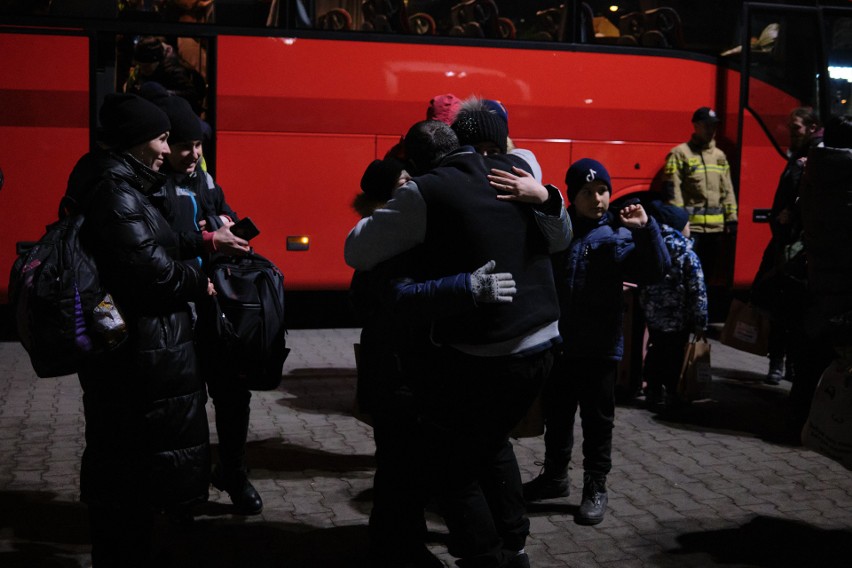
left=640, top=200, right=708, bottom=411
left=523, top=158, right=670, bottom=527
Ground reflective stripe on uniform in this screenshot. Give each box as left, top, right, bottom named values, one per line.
left=688, top=213, right=725, bottom=225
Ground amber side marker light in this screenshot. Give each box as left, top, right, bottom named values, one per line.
left=287, top=236, right=310, bottom=251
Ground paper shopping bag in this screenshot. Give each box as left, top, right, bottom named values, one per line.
left=678, top=338, right=712, bottom=402
left=801, top=360, right=852, bottom=470
left=720, top=299, right=770, bottom=356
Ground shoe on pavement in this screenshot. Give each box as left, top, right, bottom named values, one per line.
left=212, top=465, right=263, bottom=515
left=576, top=473, right=607, bottom=526
left=522, top=463, right=569, bottom=502
left=764, top=357, right=783, bottom=385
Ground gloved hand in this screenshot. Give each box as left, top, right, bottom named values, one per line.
left=470, top=260, right=516, bottom=303
left=725, top=220, right=738, bottom=235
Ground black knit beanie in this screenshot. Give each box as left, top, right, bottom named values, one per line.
left=148, top=91, right=202, bottom=144
left=360, top=158, right=406, bottom=202
left=99, top=93, right=171, bottom=150
left=452, top=110, right=508, bottom=154
left=565, top=158, right=612, bottom=203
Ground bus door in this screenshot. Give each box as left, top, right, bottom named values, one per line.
left=734, top=3, right=821, bottom=287
left=0, top=30, right=90, bottom=303
left=93, top=29, right=214, bottom=165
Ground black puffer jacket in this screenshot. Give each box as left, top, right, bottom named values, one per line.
left=67, top=150, right=211, bottom=509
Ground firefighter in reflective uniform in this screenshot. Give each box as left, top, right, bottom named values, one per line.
left=664, top=106, right=738, bottom=284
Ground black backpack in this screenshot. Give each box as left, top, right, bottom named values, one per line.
left=207, top=252, right=289, bottom=390
left=9, top=212, right=111, bottom=377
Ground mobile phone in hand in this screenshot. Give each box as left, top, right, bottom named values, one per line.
left=230, top=217, right=260, bottom=240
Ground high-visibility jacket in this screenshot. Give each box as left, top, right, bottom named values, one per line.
left=664, top=137, right=738, bottom=234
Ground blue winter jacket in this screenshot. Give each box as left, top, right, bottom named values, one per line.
left=556, top=208, right=670, bottom=360
left=638, top=224, right=708, bottom=333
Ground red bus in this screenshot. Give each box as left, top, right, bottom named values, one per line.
left=0, top=1, right=844, bottom=325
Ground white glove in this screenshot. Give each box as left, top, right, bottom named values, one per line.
left=470, top=260, right=516, bottom=303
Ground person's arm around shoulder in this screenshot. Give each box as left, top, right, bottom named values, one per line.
left=509, top=148, right=543, bottom=182
left=390, top=260, right=517, bottom=319
left=344, top=180, right=427, bottom=271
left=487, top=166, right=572, bottom=253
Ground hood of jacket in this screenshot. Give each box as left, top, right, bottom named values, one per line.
left=64, top=150, right=167, bottom=215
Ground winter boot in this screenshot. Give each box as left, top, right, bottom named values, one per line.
left=522, top=461, right=570, bottom=502
left=212, top=401, right=263, bottom=515
left=211, top=464, right=263, bottom=515
left=576, top=473, right=608, bottom=526
left=765, top=356, right=784, bottom=385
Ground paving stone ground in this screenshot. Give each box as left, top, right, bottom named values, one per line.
left=1, top=328, right=851, bottom=567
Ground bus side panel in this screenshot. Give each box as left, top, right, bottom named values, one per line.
left=216, top=36, right=721, bottom=147
left=216, top=36, right=724, bottom=290
left=377, top=135, right=403, bottom=158
left=571, top=141, right=674, bottom=200
left=735, top=112, right=786, bottom=288
left=215, top=132, right=372, bottom=289
left=0, top=33, right=89, bottom=302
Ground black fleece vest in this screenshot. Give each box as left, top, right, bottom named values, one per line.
left=414, top=150, right=559, bottom=345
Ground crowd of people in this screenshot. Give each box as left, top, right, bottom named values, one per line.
left=55, top=48, right=850, bottom=564
left=342, top=96, right=724, bottom=567
left=344, top=96, right=852, bottom=567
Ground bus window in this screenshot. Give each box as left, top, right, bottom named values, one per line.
left=825, top=13, right=852, bottom=117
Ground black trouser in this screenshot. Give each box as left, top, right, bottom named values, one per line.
left=420, top=347, right=553, bottom=568
left=644, top=329, right=690, bottom=398
left=542, top=356, right=617, bottom=477
left=788, top=331, right=835, bottom=432
left=206, top=369, right=252, bottom=475
left=369, top=388, right=429, bottom=556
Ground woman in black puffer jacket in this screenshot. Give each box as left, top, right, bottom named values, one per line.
left=67, top=94, right=213, bottom=567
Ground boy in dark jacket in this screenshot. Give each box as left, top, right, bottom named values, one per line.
left=523, top=158, right=670, bottom=526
